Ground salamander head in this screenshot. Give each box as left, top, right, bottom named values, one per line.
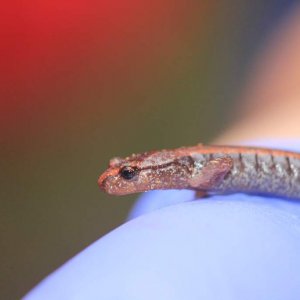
left=98, top=150, right=194, bottom=195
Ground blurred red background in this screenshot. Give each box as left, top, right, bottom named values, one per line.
left=1, top=1, right=213, bottom=144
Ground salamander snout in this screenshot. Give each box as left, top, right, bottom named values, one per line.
left=97, top=167, right=120, bottom=194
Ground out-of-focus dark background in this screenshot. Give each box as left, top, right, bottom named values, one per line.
left=0, top=1, right=296, bottom=299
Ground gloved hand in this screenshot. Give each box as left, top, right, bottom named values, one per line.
left=24, top=141, right=300, bottom=300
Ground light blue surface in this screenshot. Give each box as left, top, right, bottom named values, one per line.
left=24, top=141, right=300, bottom=300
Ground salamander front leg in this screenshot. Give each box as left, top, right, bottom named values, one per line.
left=189, top=156, right=233, bottom=191
left=194, top=190, right=208, bottom=199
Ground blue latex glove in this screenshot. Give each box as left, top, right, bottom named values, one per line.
left=25, top=141, right=300, bottom=300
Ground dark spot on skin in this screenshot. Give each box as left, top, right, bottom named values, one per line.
left=119, top=166, right=138, bottom=180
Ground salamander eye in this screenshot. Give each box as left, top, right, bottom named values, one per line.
left=119, top=166, right=138, bottom=180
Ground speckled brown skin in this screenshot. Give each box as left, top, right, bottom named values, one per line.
left=98, top=144, right=300, bottom=199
